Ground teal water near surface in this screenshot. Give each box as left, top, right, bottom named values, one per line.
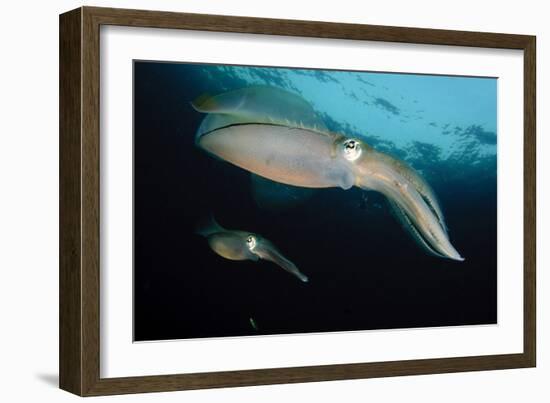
left=200, top=63, right=496, bottom=154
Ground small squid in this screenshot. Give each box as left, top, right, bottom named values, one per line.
left=197, top=216, right=309, bottom=282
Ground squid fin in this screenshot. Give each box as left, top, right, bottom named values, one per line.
left=191, top=93, right=217, bottom=112
left=195, top=214, right=225, bottom=237
left=192, top=86, right=328, bottom=138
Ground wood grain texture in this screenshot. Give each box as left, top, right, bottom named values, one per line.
left=59, top=6, right=537, bottom=396
left=85, top=6, right=532, bottom=48
left=80, top=6, right=102, bottom=396
left=59, top=8, right=83, bottom=396
left=523, top=38, right=536, bottom=367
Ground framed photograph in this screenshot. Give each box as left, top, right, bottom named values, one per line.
left=59, top=6, right=536, bottom=396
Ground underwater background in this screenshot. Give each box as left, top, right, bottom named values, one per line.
left=133, top=61, right=497, bottom=341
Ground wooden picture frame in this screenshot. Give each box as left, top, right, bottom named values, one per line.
left=59, top=6, right=536, bottom=396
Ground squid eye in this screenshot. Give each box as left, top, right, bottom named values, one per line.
left=246, top=235, right=257, bottom=249
left=345, top=140, right=357, bottom=150
left=342, top=139, right=362, bottom=161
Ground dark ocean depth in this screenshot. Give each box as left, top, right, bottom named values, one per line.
left=133, top=61, right=497, bottom=341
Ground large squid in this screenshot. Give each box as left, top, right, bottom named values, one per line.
left=192, top=86, right=464, bottom=261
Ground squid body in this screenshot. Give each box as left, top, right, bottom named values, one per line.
left=197, top=216, right=308, bottom=282
left=193, top=86, right=464, bottom=262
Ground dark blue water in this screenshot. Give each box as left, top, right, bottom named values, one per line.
left=133, top=61, right=497, bottom=341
